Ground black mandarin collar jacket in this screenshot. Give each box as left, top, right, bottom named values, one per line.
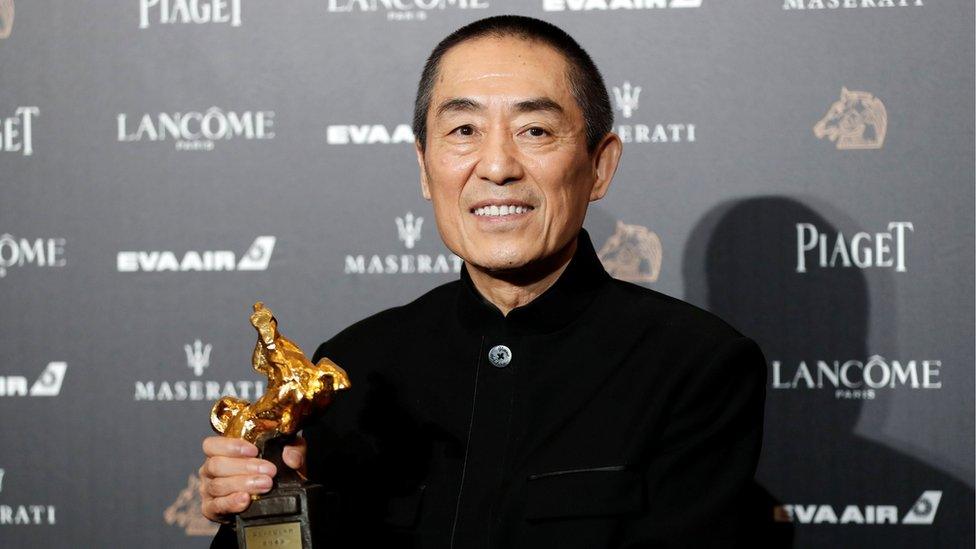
left=213, top=230, right=766, bottom=548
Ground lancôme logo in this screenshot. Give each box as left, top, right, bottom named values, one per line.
left=0, top=233, right=65, bottom=278
left=117, top=236, right=276, bottom=273
left=117, top=108, right=274, bottom=151
left=0, top=362, right=67, bottom=398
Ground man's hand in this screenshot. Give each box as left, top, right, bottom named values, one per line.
left=199, top=436, right=307, bottom=523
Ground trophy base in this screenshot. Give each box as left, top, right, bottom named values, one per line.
left=236, top=482, right=324, bottom=549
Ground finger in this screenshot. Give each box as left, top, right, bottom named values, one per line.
left=202, top=456, right=276, bottom=479
left=206, top=474, right=273, bottom=498
left=202, top=492, right=251, bottom=521
left=282, top=440, right=306, bottom=470
left=202, top=436, right=258, bottom=458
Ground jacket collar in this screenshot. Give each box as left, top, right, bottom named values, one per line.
left=456, top=229, right=611, bottom=336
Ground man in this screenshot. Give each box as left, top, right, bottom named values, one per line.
left=201, top=15, right=766, bottom=548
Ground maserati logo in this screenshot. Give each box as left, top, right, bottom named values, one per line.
left=814, top=87, right=887, bottom=150
left=164, top=475, right=219, bottom=536
left=598, top=221, right=662, bottom=283
left=396, top=212, right=423, bottom=250
left=0, top=0, right=13, bottom=39
left=613, top=81, right=641, bottom=119
left=184, top=340, right=212, bottom=377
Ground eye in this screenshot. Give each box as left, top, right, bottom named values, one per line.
left=525, top=126, right=549, bottom=137
left=451, top=125, right=475, bottom=137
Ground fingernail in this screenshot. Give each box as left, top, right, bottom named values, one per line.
left=239, top=444, right=257, bottom=457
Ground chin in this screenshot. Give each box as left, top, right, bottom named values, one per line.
left=467, top=245, right=533, bottom=272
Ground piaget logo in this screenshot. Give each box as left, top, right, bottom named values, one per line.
left=598, top=221, right=662, bottom=283
left=1, top=107, right=39, bottom=156
left=139, top=0, right=242, bottom=28
left=0, top=0, right=13, bottom=39
left=796, top=222, right=912, bottom=273
left=814, top=88, right=887, bottom=150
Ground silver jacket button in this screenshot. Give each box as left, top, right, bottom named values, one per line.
left=488, top=345, right=512, bottom=368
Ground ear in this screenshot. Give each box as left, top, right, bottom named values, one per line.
left=415, top=140, right=431, bottom=201
left=589, top=132, right=623, bottom=202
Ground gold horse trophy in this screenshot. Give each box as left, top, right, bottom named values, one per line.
left=210, top=302, right=350, bottom=549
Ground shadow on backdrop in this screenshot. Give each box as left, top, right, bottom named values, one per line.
left=683, top=196, right=974, bottom=548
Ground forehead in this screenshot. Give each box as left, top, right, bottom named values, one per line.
left=432, top=36, right=575, bottom=106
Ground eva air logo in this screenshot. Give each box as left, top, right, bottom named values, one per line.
left=0, top=362, right=67, bottom=397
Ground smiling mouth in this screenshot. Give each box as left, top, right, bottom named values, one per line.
left=471, top=204, right=535, bottom=217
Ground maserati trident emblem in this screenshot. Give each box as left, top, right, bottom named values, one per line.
left=184, top=340, right=212, bottom=377
left=612, top=81, right=641, bottom=119
left=396, top=212, right=423, bottom=249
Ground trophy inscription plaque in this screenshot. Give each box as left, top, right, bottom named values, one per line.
left=210, top=302, right=350, bottom=548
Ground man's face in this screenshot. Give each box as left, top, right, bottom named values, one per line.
left=416, top=36, right=620, bottom=273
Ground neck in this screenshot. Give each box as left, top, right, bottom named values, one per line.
left=465, top=237, right=578, bottom=316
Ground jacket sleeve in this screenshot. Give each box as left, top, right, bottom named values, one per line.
left=209, top=524, right=236, bottom=548
left=616, top=336, right=767, bottom=548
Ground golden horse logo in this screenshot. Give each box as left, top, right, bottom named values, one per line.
left=814, top=87, right=887, bottom=150
left=0, top=0, right=13, bottom=39
left=598, top=221, right=663, bottom=283
left=164, top=475, right=219, bottom=536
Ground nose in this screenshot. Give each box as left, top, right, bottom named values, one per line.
left=474, top=128, right=524, bottom=186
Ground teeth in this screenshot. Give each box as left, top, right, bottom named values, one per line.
left=473, top=205, right=532, bottom=217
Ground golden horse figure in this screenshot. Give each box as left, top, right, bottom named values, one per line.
left=210, top=302, right=351, bottom=450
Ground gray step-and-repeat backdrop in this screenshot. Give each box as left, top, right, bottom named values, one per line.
left=1, top=1, right=973, bottom=547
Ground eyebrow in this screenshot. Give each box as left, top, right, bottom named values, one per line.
left=434, top=96, right=566, bottom=118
